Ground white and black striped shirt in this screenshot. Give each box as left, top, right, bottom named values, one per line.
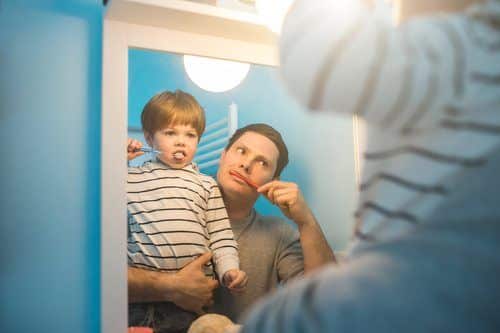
left=127, top=160, right=239, bottom=279
left=280, top=0, right=500, bottom=246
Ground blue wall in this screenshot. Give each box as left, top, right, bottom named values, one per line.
left=129, top=49, right=357, bottom=250
left=0, top=0, right=102, bottom=331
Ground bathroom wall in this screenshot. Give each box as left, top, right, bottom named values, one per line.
left=0, top=1, right=102, bottom=331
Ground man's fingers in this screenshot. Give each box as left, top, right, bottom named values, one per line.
left=275, top=192, right=297, bottom=206
left=256, top=181, right=275, bottom=193
left=190, top=252, right=213, bottom=268
left=258, top=180, right=285, bottom=194
left=267, top=187, right=276, bottom=204
left=208, top=278, right=219, bottom=290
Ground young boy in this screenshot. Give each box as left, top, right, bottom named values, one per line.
left=241, top=0, right=500, bottom=332
left=126, top=90, right=247, bottom=332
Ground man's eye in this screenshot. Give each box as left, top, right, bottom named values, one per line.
left=258, top=160, right=267, bottom=167
left=236, top=147, right=245, bottom=154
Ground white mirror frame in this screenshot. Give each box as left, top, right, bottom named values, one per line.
left=101, top=1, right=279, bottom=332
left=101, top=1, right=364, bottom=332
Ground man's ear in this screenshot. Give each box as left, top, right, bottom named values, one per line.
left=144, top=131, right=153, bottom=147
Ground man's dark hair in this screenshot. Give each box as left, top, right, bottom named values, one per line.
left=226, top=123, right=289, bottom=178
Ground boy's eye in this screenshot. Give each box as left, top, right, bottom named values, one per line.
left=187, top=133, right=197, bottom=138
left=164, top=130, right=175, bottom=136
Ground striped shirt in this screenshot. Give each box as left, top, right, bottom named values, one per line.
left=280, top=0, right=500, bottom=247
left=127, top=159, right=239, bottom=279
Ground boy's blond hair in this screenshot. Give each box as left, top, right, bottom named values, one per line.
left=141, top=90, right=206, bottom=138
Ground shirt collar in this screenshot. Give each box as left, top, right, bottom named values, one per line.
left=153, top=157, right=199, bottom=173
left=230, top=209, right=257, bottom=240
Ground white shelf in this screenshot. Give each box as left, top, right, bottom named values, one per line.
left=106, top=0, right=276, bottom=44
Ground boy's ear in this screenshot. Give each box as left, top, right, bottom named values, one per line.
left=144, top=131, right=153, bottom=147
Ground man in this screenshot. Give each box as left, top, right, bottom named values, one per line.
left=128, top=123, right=335, bottom=324
left=213, top=123, right=335, bottom=321
left=240, top=0, right=500, bottom=332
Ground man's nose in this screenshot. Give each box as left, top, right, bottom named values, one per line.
left=239, top=158, right=251, bottom=173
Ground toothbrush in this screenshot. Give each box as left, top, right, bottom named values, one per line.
left=229, top=170, right=259, bottom=190
left=138, top=147, right=161, bottom=154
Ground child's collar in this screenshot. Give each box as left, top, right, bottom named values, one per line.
left=154, top=157, right=199, bottom=173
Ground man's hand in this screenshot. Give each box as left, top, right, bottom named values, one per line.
left=258, top=181, right=314, bottom=228
left=222, top=269, right=248, bottom=295
left=127, top=138, right=144, bottom=161
left=258, top=180, right=336, bottom=270
left=170, top=252, right=219, bottom=314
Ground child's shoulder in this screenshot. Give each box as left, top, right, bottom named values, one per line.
left=128, top=159, right=159, bottom=174
left=196, top=172, right=218, bottom=186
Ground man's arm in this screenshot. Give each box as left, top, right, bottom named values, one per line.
left=258, top=181, right=335, bottom=273
left=128, top=252, right=219, bottom=314
left=296, top=210, right=337, bottom=271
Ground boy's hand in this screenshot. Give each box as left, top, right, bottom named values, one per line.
left=127, top=138, right=144, bottom=161
left=222, top=269, right=248, bottom=295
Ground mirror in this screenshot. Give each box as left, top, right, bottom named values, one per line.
left=102, top=2, right=360, bottom=332
left=128, top=47, right=357, bottom=234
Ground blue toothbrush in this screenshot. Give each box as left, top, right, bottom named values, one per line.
left=138, top=147, right=161, bottom=154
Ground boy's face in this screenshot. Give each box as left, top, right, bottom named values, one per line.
left=145, top=123, right=199, bottom=169
left=217, top=131, right=279, bottom=201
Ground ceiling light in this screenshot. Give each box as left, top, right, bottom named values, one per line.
left=183, top=55, right=250, bottom=93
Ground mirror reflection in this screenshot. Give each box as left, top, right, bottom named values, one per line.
left=126, top=48, right=356, bottom=332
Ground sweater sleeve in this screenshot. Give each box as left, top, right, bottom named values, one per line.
left=241, top=251, right=403, bottom=333
left=205, top=178, right=239, bottom=282
left=241, top=224, right=500, bottom=333
left=280, top=0, right=466, bottom=133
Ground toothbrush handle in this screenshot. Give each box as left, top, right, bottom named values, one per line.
left=139, top=147, right=160, bottom=154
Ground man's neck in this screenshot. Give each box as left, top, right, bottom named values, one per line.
left=224, top=195, right=257, bottom=221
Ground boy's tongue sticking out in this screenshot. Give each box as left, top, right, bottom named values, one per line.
left=173, top=151, right=185, bottom=160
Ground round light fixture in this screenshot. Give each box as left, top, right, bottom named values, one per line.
left=183, top=55, right=250, bottom=93
left=255, top=0, right=293, bottom=34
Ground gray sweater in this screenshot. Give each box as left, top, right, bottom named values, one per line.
left=213, top=210, right=304, bottom=322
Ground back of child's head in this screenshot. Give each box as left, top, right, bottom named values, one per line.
left=141, top=90, right=206, bottom=137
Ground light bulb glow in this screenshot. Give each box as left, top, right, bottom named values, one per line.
left=183, top=55, right=250, bottom=93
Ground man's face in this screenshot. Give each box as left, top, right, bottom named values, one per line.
left=217, top=131, right=279, bottom=200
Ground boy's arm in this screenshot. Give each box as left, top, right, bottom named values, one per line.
left=128, top=253, right=218, bottom=314
left=280, top=0, right=459, bottom=132
left=205, top=180, right=240, bottom=283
